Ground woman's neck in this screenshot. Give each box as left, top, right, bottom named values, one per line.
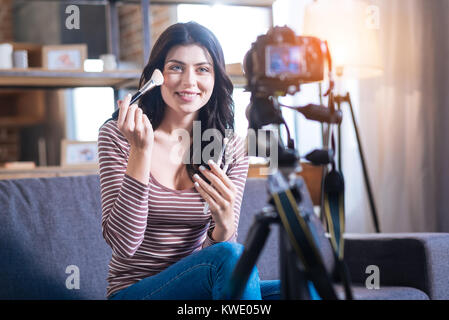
left=156, top=108, right=199, bottom=139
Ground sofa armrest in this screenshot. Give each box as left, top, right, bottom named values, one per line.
left=343, top=233, right=449, bottom=300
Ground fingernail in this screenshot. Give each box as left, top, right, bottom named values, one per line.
left=208, top=159, right=214, bottom=165
left=193, top=174, right=200, bottom=180
left=194, top=182, right=199, bottom=188
left=199, top=165, right=205, bottom=171
left=127, top=93, right=132, bottom=99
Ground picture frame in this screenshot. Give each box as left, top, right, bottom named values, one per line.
left=42, top=44, right=87, bottom=71
left=60, top=140, right=98, bottom=168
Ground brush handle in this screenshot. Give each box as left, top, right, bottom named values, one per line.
left=129, top=91, right=142, bottom=105
left=129, top=78, right=158, bottom=105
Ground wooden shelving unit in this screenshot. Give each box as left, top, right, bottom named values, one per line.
left=0, top=0, right=271, bottom=178
left=0, top=68, right=141, bottom=89
left=0, top=0, right=146, bottom=168
left=0, top=67, right=246, bottom=89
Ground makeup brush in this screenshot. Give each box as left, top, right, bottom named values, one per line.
left=106, top=69, right=164, bottom=126
left=129, top=69, right=164, bottom=105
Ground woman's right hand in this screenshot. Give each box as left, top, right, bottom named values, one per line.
left=117, top=93, right=154, bottom=152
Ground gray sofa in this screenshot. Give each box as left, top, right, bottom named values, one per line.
left=0, top=174, right=448, bottom=300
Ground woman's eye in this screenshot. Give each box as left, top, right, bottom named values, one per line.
left=198, top=67, right=210, bottom=73
left=169, top=65, right=182, bottom=71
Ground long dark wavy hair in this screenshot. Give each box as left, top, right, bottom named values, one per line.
left=108, top=21, right=235, bottom=182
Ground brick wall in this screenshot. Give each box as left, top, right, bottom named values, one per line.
left=119, top=4, right=177, bottom=67
left=0, top=0, right=13, bottom=42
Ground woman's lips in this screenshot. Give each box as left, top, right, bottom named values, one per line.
left=176, top=91, right=200, bottom=102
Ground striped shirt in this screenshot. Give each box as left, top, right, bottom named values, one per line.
left=98, top=120, right=249, bottom=298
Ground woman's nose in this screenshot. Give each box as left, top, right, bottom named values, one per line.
left=181, top=67, right=196, bottom=86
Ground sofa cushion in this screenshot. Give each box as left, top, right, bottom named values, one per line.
left=0, top=175, right=111, bottom=299
left=237, top=178, right=279, bottom=280
left=335, top=284, right=429, bottom=300
left=343, top=233, right=449, bottom=300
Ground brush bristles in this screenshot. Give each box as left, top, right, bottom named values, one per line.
left=140, top=69, right=164, bottom=93
left=151, top=69, right=164, bottom=86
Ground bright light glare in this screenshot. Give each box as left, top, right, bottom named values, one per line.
left=177, top=4, right=271, bottom=64
left=232, top=88, right=250, bottom=138
left=83, top=59, right=104, bottom=72
left=73, top=87, right=114, bottom=141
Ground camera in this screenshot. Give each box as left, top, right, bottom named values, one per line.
left=243, top=25, right=330, bottom=96
left=243, top=25, right=338, bottom=168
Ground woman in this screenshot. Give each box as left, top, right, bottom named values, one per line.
left=98, top=21, right=280, bottom=300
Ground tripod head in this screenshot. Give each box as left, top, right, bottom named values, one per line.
left=245, top=91, right=342, bottom=176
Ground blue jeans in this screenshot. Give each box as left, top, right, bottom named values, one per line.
left=109, top=242, right=281, bottom=300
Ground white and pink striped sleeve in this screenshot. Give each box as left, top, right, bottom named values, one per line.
left=98, top=120, right=149, bottom=258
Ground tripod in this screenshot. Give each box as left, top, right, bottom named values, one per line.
left=223, top=169, right=339, bottom=300
left=223, top=94, right=352, bottom=300
left=334, top=92, right=381, bottom=233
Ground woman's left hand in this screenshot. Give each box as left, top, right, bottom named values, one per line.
left=193, top=160, right=237, bottom=238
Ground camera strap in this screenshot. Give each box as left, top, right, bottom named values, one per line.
left=323, top=167, right=345, bottom=259
left=322, top=132, right=353, bottom=299
left=269, top=173, right=338, bottom=300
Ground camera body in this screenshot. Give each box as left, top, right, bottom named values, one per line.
left=244, top=25, right=327, bottom=96
left=243, top=25, right=339, bottom=170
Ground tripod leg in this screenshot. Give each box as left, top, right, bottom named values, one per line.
left=222, top=210, right=278, bottom=300
left=280, top=229, right=311, bottom=300
left=345, top=93, right=381, bottom=233
left=337, top=100, right=342, bottom=173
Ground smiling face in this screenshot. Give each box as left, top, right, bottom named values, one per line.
left=161, top=44, right=215, bottom=116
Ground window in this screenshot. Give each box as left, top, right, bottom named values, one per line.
left=67, top=87, right=114, bottom=141
left=177, top=4, right=272, bottom=65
